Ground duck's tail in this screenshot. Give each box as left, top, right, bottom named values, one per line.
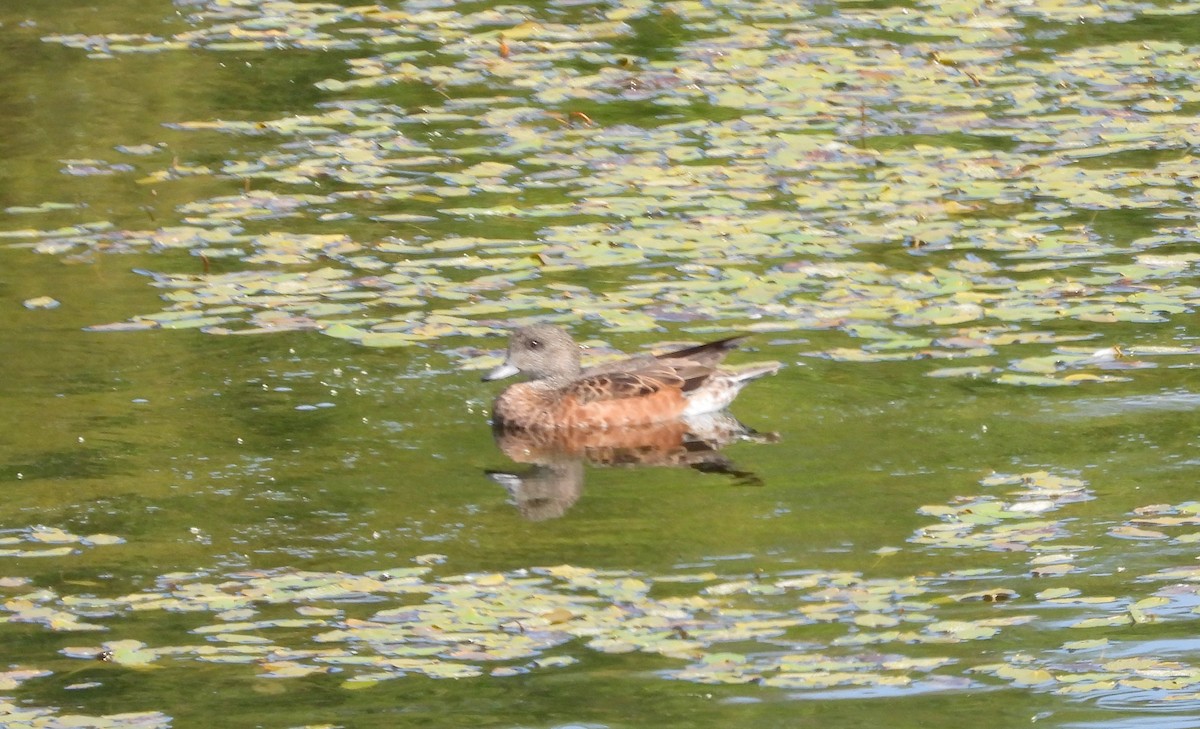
left=682, top=361, right=782, bottom=416
left=724, top=361, right=783, bottom=384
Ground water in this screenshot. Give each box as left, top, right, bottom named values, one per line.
left=2, top=0, right=1200, bottom=727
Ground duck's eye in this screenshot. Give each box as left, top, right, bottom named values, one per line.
left=527, top=339, right=542, bottom=349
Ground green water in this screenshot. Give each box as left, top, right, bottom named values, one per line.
left=3, top=0, right=1200, bottom=727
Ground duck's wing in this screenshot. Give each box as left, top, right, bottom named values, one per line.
left=571, top=335, right=748, bottom=400
left=656, top=335, right=747, bottom=367
left=564, top=365, right=686, bottom=404
left=655, top=335, right=748, bottom=392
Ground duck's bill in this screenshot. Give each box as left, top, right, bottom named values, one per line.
left=482, top=361, right=520, bottom=382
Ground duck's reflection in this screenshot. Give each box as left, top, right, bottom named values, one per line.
left=486, top=413, right=778, bottom=520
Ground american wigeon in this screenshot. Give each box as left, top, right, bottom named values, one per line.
left=482, top=324, right=781, bottom=430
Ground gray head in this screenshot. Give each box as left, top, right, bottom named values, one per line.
left=482, top=324, right=582, bottom=382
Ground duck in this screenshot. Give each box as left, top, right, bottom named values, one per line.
left=482, top=324, right=780, bottom=430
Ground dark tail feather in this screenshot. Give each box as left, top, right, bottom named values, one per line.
left=656, top=335, right=748, bottom=367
